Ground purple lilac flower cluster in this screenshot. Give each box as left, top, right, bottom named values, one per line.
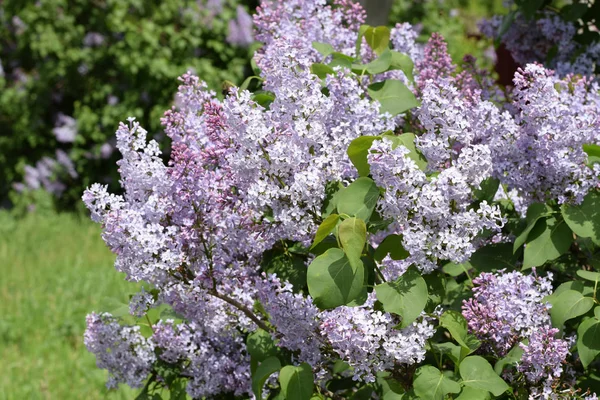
left=151, top=320, right=251, bottom=397
left=320, top=294, right=434, bottom=382
left=462, top=270, right=554, bottom=356
left=417, top=62, right=600, bottom=206
left=84, top=313, right=156, bottom=389
left=368, top=137, right=504, bottom=275
left=462, top=271, right=573, bottom=397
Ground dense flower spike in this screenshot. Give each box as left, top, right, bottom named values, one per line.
left=151, top=321, right=252, bottom=397
left=319, top=295, right=434, bottom=382
left=369, top=137, right=503, bottom=275
left=518, top=326, right=569, bottom=385
left=84, top=313, right=156, bottom=389
left=416, top=33, right=456, bottom=92
left=494, top=65, right=600, bottom=204
left=256, top=275, right=322, bottom=365
left=462, top=270, right=553, bottom=356
left=416, top=65, right=600, bottom=206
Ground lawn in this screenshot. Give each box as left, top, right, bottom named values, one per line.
left=0, top=211, right=138, bottom=399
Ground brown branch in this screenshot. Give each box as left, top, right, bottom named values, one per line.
left=209, top=290, right=272, bottom=332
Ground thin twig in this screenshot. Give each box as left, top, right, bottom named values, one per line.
left=209, top=290, right=272, bottom=332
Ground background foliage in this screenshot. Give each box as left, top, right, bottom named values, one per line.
left=388, top=0, right=506, bottom=67
left=0, top=0, right=256, bottom=208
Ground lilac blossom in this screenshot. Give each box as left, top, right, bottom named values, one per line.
left=254, top=0, right=366, bottom=61
left=129, top=288, right=155, bottom=318
left=319, top=294, right=435, bottom=383
left=493, top=65, right=600, bottom=204
left=17, top=150, right=79, bottom=196
left=84, top=313, right=156, bottom=389
left=518, top=326, right=569, bottom=385
left=416, top=33, right=456, bottom=92
left=462, top=270, right=553, bottom=357
left=390, top=23, right=422, bottom=64
left=416, top=64, right=600, bottom=206
left=151, top=320, right=251, bottom=398
left=368, top=137, right=504, bottom=275
left=256, top=274, right=322, bottom=365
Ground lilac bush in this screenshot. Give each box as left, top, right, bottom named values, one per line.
left=82, top=0, right=600, bottom=399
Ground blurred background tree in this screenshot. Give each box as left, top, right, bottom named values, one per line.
left=0, top=0, right=257, bottom=210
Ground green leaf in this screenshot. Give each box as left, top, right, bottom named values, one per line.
left=413, top=366, right=461, bottom=400
left=338, top=217, right=367, bottom=265
left=424, top=272, right=446, bottom=309
left=247, top=329, right=279, bottom=363
left=577, top=316, right=600, bottom=368
left=429, top=342, right=462, bottom=365
left=439, top=310, right=468, bottom=345
left=442, top=262, right=469, bottom=277
left=329, top=52, right=354, bottom=69
left=470, top=242, right=519, bottom=272
left=322, top=181, right=344, bottom=218
left=253, top=92, right=275, bottom=108
left=376, top=373, right=406, bottom=399
left=583, top=144, right=600, bottom=165
left=561, top=3, right=590, bottom=21
left=240, top=76, right=263, bottom=91
left=252, top=356, right=281, bottom=399
left=439, top=311, right=480, bottom=357
left=455, top=387, right=491, bottom=400
left=517, top=0, right=544, bottom=19
left=494, top=342, right=524, bottom=375
left=311, top=214, right=340, bottom=249
left=550, top=280, right=594, bottom=298
left=262, top=248, right=307, bottom=291
left=514, top=203, right=552, bottom=252
left=459, top=356, right=509, bottom=396
left=347, top=136, right=379, bottom=176
left=307, top=248, right=365, bottom=309
left=561, top=190, right=600, bottom=245
left=311, top=63, right=335, bottom=79
left=356, top=24, right=370, bottom=56
left=382, top=132, right=428, bottom=171
left=337, top=177, right=380, bottom=222
left=389, top=51, right=414, bottom=83
left=351, top=385, right=374, bottom=400
left=577, top=270, right=600, bottom=283
left=279, top=363, right=314, bottom=400
left=368, top=80, right=419, bottom=116
left=312, top=41, right=335, bottom=58
left=374, top=234, right=409, bottom=262
left=549, top=289, right=594, bottom=328
left=522, top=216, right=573, bottom=269
left=363, top=26, right=391, bottom=55
left=353, top=49, right=392, bottom=75
left=473, top=178, right=500, bottom=204
left=375, top=267, right=428, bottom=328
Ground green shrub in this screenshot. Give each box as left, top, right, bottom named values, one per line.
left=0, top=0, right=256, bottom=208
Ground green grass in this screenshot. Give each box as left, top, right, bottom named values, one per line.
left=0, top=211, right=139, bottom=399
